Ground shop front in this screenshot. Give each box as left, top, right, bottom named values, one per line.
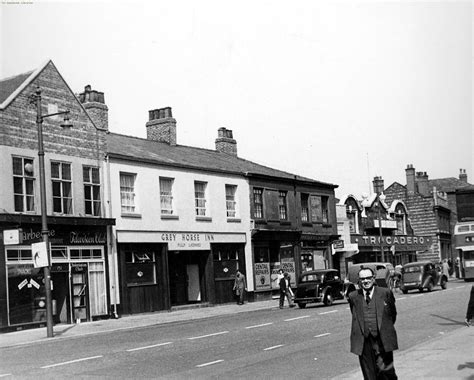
left=116, top=231, right=247, bottom=313
left=350, top=234, right=433, bottom=265
left=251, top=230, right=300, bottom=301
left=1, top=222, right=111, bottom=331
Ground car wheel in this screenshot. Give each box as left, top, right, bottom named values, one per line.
left=440, top=278, right=447, bottom=289
left=323, top=294, right=333, bottom=306
left=426, top=281, right=433, bottom=292
left=297, top=303, right=306, bottom=309
left=418, top=287, right=424, bottom=293
left=402, top=288, right=408, bottom=294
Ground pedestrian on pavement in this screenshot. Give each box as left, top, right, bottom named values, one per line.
left=441, top=259, right=450, bottom=281
left=465, top=285, right=474, bottom=327
left=233, top=270, right=247, bottom=305
left=348, top=266, right=398, bottom=380
left=279, top=272, right=295, bottom=309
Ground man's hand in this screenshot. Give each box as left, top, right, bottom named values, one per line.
left=465, top=318, right=471, bottom=327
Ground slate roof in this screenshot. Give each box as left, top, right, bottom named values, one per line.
left=107, top=132, right=337, bottom=187
left=428, top=178, right=474, bottom=193
left=0, top=71, right=33, bottom=104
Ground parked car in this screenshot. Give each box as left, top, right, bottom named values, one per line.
left=294, top=269, right=345, bottom=308
left=400, top=261, right=448, bottom=294
left=344, top=262, right=395, bottom=296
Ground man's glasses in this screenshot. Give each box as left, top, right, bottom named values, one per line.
left=359, top=276, right=374, bottom=281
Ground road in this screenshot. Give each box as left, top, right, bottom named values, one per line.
left=0, top=282, right=469, bottom=379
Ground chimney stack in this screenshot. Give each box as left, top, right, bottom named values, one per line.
left=215, top=127, right=237, bottom=156
left=415, top=171, right=429, bottom=196
left=146, top=107, right=177, bottom=146
left=372, top=176, right=384, bottom=195
left=459, top=168, right=468, bottom=183
left=79, top=85, right=108, bottom=130
left=406, top=164, right=416, bottom=195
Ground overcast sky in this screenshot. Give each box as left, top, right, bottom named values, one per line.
left=1, top=0, right=472, bottom=198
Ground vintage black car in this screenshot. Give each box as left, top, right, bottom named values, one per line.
left=400, top=261, right=448, bottom=294
left=294, top=269, right=345, bottom=308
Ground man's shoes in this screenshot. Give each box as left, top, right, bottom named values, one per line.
left=289, top=304, right=296, bottom=308
left=279, top=306, right=284, bottom=309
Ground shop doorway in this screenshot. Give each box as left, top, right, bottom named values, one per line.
left=168, top=251, right=207, bottom=306
left=51, top=271, right=70, bottom=324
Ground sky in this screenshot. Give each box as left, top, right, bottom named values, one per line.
left=1, top=0, right=472, bottom=199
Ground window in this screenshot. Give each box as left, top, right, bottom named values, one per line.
left=301, top=194, right=309, bottom=222
left=51, top=161, right=73, bottom=214
left=125, top=250, right=156, bottom=285
left=321, top=196, right=329, bottom=223
left=253, top=188, right=263, bottom=219
left=225, top=185, right=237, bottom=218
left=159, top=177, right=174, bottom=215
left=194, top=181, right=207, bottom=216
left=395, top=212, right=406, bottom=235
left=308, top=195, right=329, bottom=223
left=120, top=173, right=136, bottom=213
left=13, top=156, right=35, bottom=212
left=279, top=191, right=287, bottom=220
left=347, top=206, right=358, bottom=234
left=83, top=166, right=101, bottom=216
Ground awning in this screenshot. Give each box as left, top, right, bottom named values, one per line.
left=456, top=245, right=474, bottom=252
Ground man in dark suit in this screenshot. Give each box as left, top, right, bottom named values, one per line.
left=279, top=272, right=295, bottom=309
left=348, top=267, right=398, bottom=380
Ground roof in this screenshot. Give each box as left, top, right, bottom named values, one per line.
left=107, top=132, right=337, bottom=187
left=0, top=71, right=34, bottom=104
left=428, top=178, right=474, bottom=193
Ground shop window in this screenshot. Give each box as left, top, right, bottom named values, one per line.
left=225, top=184, right=238, bottom=218
left=13, top=156, right=35, bottom=213
left=253, top=188, right=263, bottom=219
left=70, top=248, right=103, bottom=260
left=83, top=166, right=101, bottom=216
left=213, top=244, right=241, bottom=279
left=279, top=191, right=288, bottom=220
left=125, top=250, right=157, bottom=285
left=51, top=246, right=68, bottom=260
left=194, top=181, right=208, bottom=216
left=301, top=193, right=309, bottom=222
left=51, top=161, right=73, bottom=215
left=88, top=262, right=107, bottom=316
left=159, top=177, right=174, bottom=215
left=120, top=172, right=137, bottom=214
left=7, top=248, right=32, bottom=261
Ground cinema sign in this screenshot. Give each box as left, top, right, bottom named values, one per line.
left=351, top=235, right=432, bottom=251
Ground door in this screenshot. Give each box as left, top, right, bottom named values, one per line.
left=51, top=271, right=70, bottom=324
left=71, top=264, right=89, bottom=322
left=187, top=264, right=201, bottom=302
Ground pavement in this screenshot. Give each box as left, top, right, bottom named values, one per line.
left=1, top=290, right=473, bottom=379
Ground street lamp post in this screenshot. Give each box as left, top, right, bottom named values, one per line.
left=30, top=87, right=71, bottom=338
left=377, top=193, right=386, bottom=262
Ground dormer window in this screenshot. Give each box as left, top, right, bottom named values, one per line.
left=394, top=205, right=407, bottom=235
left=346, top=204, right=359, bottom=234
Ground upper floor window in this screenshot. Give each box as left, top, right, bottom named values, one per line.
left=309, top=195, right=329, bottom=223
left=51, top=161, right=72, bottom=214
left=321, top=196, right=329, bottom=223
left=13, top=156, right=35, bottom=212
left=394, top=205, right=407, bottom=235
left=120, top=173, right=137, bottom=213
left=279, top=191, right=288, bottom=220
left=194, top=181, right=208, bottom=216
left=253, top=188, right=263, bottom=219
left=159, top=177, right=174, bottom=215
left=225, top=184, right=237, bottom=218
left=83, top=166, right=101, bottom=216
left=301, top=193, right=309, bottom=222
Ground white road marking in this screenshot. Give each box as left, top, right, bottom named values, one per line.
left=188, top=331, right=229, bottom=340
left=319, top=310, right=338, bottom=315
left=41, top=355, right=103, bottom=369
left=284, top=315, right=310, bottom=322
left=196, top=359, right=224, bottom=368
left=245, top=322, right=273, bottom=329
left=455, top=286, right=465, bottom=289
left=346, top=307, right=350, bottom=310
left=314, top=333, right=331, bottom=338
left=397, top=297, right=406, bottom=300
left=0, top=374, right=12, bottom=378
left=264, top=344, right=284, bottom=351
left=126, top=341, right=173, bottom=352
left=411, top=294, right=423, bottom=298
left=445, top=288, right=453, bottom=291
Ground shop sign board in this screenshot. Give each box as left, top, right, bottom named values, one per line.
left=351, top=235, right=432, bottom=251
left=254, top=262, right=271, bottom=290
left=3, top=229, right=23, bottom=245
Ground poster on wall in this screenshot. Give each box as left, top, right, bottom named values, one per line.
left=254, top=262, right=271, bottom=290
left=280, top=260, right=296, bottom=286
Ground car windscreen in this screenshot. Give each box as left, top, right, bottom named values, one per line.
left=300, top=273, right=322, bottom=283
left=404, top=266, right=421, bottom=273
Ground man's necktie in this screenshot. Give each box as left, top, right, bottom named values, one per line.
left=365, top=291, right=371, bottom=304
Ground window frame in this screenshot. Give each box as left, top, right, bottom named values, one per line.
left=83, top=166, right=101, bottom=216
left=51, top=161, right=73, bottom=215
left=194, top=181, right=208, bottom=217
left=253, top=188, right=264, bottom=219
left=278, top=190, right=288, bottom=220
left=120, top=172, right=138, bottom=214
left=225, top=184, right=238, bottom=218
left=12, top=156, right=36, bottom=213
left=159, top=177, right=174, bottom=215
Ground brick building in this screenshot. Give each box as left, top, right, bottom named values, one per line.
left=0, top=61, right=115, bottom=331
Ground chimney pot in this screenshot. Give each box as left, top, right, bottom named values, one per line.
left=146, top=107, right=177, bottom=146
left=215, top=127, right=237, bottom=156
